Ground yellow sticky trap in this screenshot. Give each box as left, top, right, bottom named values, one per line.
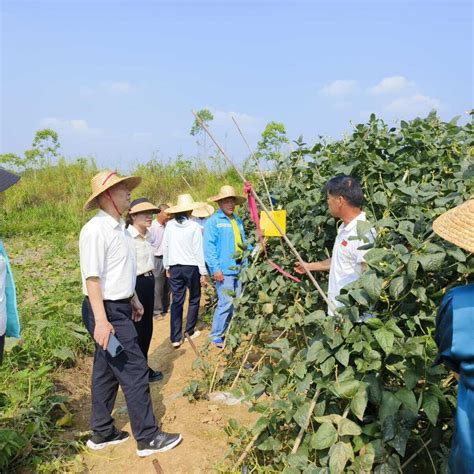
left=260, top=210, right=287, bottom=237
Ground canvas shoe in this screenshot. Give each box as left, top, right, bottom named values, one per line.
left=171, top=340, right=182, bottom=348
left=187, top=330, right=201, bottom=340
left=86, top=428, right=130, bottom=450
left=211, top=337, right=224, bottom=349
left=136, top=431, right=182, bottom=457
left=149, top=369, right=164, bottom=383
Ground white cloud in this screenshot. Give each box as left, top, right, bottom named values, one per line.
left=209, top=109, right=266, bottom=135
left=369, top=76, right=415, bottom=95
left=40, top=117, right=103, bottom=136
left=385, top=93, right=441, bottom=116
left=319, top=79, right=358, bottom=97
left=100, top=81, right=135, bottom=93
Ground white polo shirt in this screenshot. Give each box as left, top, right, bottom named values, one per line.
left=79, top=210, right=137, bottom=300
left=149, top=220, right=165, bottom=256
left=128, top=225, right=155, bottom=276
left=328, top=212, right=375, bottom=315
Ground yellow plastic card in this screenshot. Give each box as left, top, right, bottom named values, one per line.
left=260, top=210, right=287, bottom=237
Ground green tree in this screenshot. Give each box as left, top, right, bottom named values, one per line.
left=190, top=109, right=214, bottom=159
left=255, top=121, right=289, bottom=164
left=25, top=129, right=61, bottom=168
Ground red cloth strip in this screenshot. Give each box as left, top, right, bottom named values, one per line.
left=244, top=182, right=301, bottom=283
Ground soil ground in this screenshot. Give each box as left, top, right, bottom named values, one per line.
left=60, top=316, right=255, bottom=474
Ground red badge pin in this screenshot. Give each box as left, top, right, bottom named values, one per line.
left=341, top=239, right=348, bottom=247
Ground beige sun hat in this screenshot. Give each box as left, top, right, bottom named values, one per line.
left=165, top=194, right=201, bottom=214
left=207, top=185, right=246, bottom=205
left=192, top=203, right=215, bottom=218
left=432, top=199, right=474, bottom=253
left=129, top=198, right=159, bottom=215
left=84, top=170, right=141, bottom=212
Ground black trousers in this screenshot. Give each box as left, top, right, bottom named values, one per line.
left=82, top=298, right=159, bottom=442
left=153, top=256, right=170, bottom=314
left=134, top=273, right=155, bottom=363
left=169, top=265, right=201, bottom=343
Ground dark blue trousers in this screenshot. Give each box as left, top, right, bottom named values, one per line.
left=133, top=273, right=155, bottom=363
left=168, top=265, right=201, bottom=343
left=82, top=298, right=159, bottom=442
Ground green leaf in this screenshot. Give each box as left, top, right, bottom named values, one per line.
left=385, top=320, right=404, bottom=338
left=257, top=436, right=282, bottom=451
left=293, top=401, right=311, bottom=428
left=329, top=441, right=353, bottom=474
left=422, top=392, right=439, bottom=425
left=372, top=191, right=388, bottom=207
left=55, top=412, right=74, bottom=427
left=52, top=347, right=75, bottom=361
left=320, top=356, right=336, bottom=376
left=406, top=256, right=419, bottom=281
left=294, top=361, right=307, bottom=379
left=374, top=328, right=394, bottom=355
left=364, top=318, right=384, bottom=329
left=351, top=385, right=368, bottom=421
left=311, top=422, right=338, bottom=450
left=379, top=391, right=402, bottom=421
left=306, top=340, right=323, bottom=363
left=335, top=348, right=350, bottom=367
left=417, top=252, right=445, bottom=272
left=389, top=276, right=408, bottom=299
left=395, top=388, right=418, bottom=413
left=272, top=373, right=287, bottom=394
left=360, top=272, right=383, bottom=302
left=315, top=414, right=343, bottom=425
left=262, top=302, right=274, bottom=314
left=338, top=418, right=362, bottom=436
left=331, top=379, right=360, bottom=399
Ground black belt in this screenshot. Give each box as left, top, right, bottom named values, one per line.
left=155, top=255, right=163, bottom=259
left=138, top=271, right=154, bottom=278
left=85, top=296, right=133, bottom=304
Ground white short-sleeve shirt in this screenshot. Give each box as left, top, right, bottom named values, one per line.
left=328, top=212, right=375, bottom=315
left=79, top=210, right=137, bottom=300
left=128, top=225, right=155, bottom=276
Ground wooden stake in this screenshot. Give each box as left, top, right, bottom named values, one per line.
left=234, top=431, right=260, bottom=469
left=152, top=458, right=164, bottom=473
left=291, top=387, right=321, bottom=454
left=191, top=110, right=337, bottom=314
left=230, top=335, right=256, bottom=389
left=185, top=332, right=202, bottom=359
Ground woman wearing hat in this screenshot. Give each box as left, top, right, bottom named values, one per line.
left=192, top=203, right=215, bottom=231
left=126, top=198, right=163, bottom=383
left=432, top=199, right=474, bottom=474
left=0, top=168, right=21, bottom=364
left=162, top=194, right=208, bottom=347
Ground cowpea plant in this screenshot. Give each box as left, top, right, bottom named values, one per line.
left=221, top=112, right=473, bottom=473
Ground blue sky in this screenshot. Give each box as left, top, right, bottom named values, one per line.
left=1, top=0, right=472, bottom=169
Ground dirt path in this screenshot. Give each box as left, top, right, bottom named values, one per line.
left=67, top=317, right=254, bottom=473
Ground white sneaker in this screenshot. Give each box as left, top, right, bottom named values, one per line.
left=187, top=330, right=201, bottom=340
left=171, top=341, right=182, bottom=348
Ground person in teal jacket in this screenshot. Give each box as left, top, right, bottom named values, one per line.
left=0, top=167, right=21, bottom=364
left=204, top=185, right=246, bottom=348
left=433, top=198, right=474, bottom=474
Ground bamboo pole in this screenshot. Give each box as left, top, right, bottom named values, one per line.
left=191, top=110, right=337, bottom=314
left=291, top=387, right=321, bottom=454
left=231, top=116, right=273, bottom=210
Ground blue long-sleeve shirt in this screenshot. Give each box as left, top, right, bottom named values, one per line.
left=204, top=209, right=246, bottom=276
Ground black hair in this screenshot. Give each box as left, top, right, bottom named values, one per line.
left=324, top=175, right=364, bottom=208
left=174, top=211, right=191, bottom=224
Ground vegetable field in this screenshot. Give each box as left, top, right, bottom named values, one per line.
left=208, top=112, right=473, bottom=473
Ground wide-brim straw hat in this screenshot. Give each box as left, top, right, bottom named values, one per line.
left=165, top=193, right=201, bottom=214
left=0, top=167, right=20, bottom=192
left=129, top=198, right=159, bottom=215
left=192, top=203, right=215, bottom=218
left=84, top=170, right=141, bottom=212
left=433, top=199, right=474, bottom=253
left=207, top=185, right=246, bottom=205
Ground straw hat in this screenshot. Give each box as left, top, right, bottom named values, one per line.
left=192, top=203, right=215, bottom=218
left=129, top=198, right=159, bottom=215
left=207, top=185, right=246, bottom=205
left=0, top=167, right=20, bottom=192
left=84, top=170, right=141, bottom=212
left=433, top=199, right=474, bottom=253
left=165, top=194, right=200, bottom=214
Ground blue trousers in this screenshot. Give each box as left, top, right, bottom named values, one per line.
left=210, top=275, right=241, bottom=339
left=82, top=298, right=159, bottom=442
left=168, top=265, right=201, bottom=343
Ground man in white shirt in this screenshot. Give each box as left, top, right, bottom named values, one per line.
left=80, top=170, right=181, bottom=456
left=149, top=204, right=170, bottom=319
left=295, top=175, right=375, bottom=316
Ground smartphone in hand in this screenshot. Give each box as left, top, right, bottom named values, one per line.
left=106, top=333, right=124, bottom=357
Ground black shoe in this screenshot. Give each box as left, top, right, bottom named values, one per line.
left=149, top=369, right=164, bottom=383
left=86, top=428, right=130, bottom=450
left=136, top=431, right=182, bottom=457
